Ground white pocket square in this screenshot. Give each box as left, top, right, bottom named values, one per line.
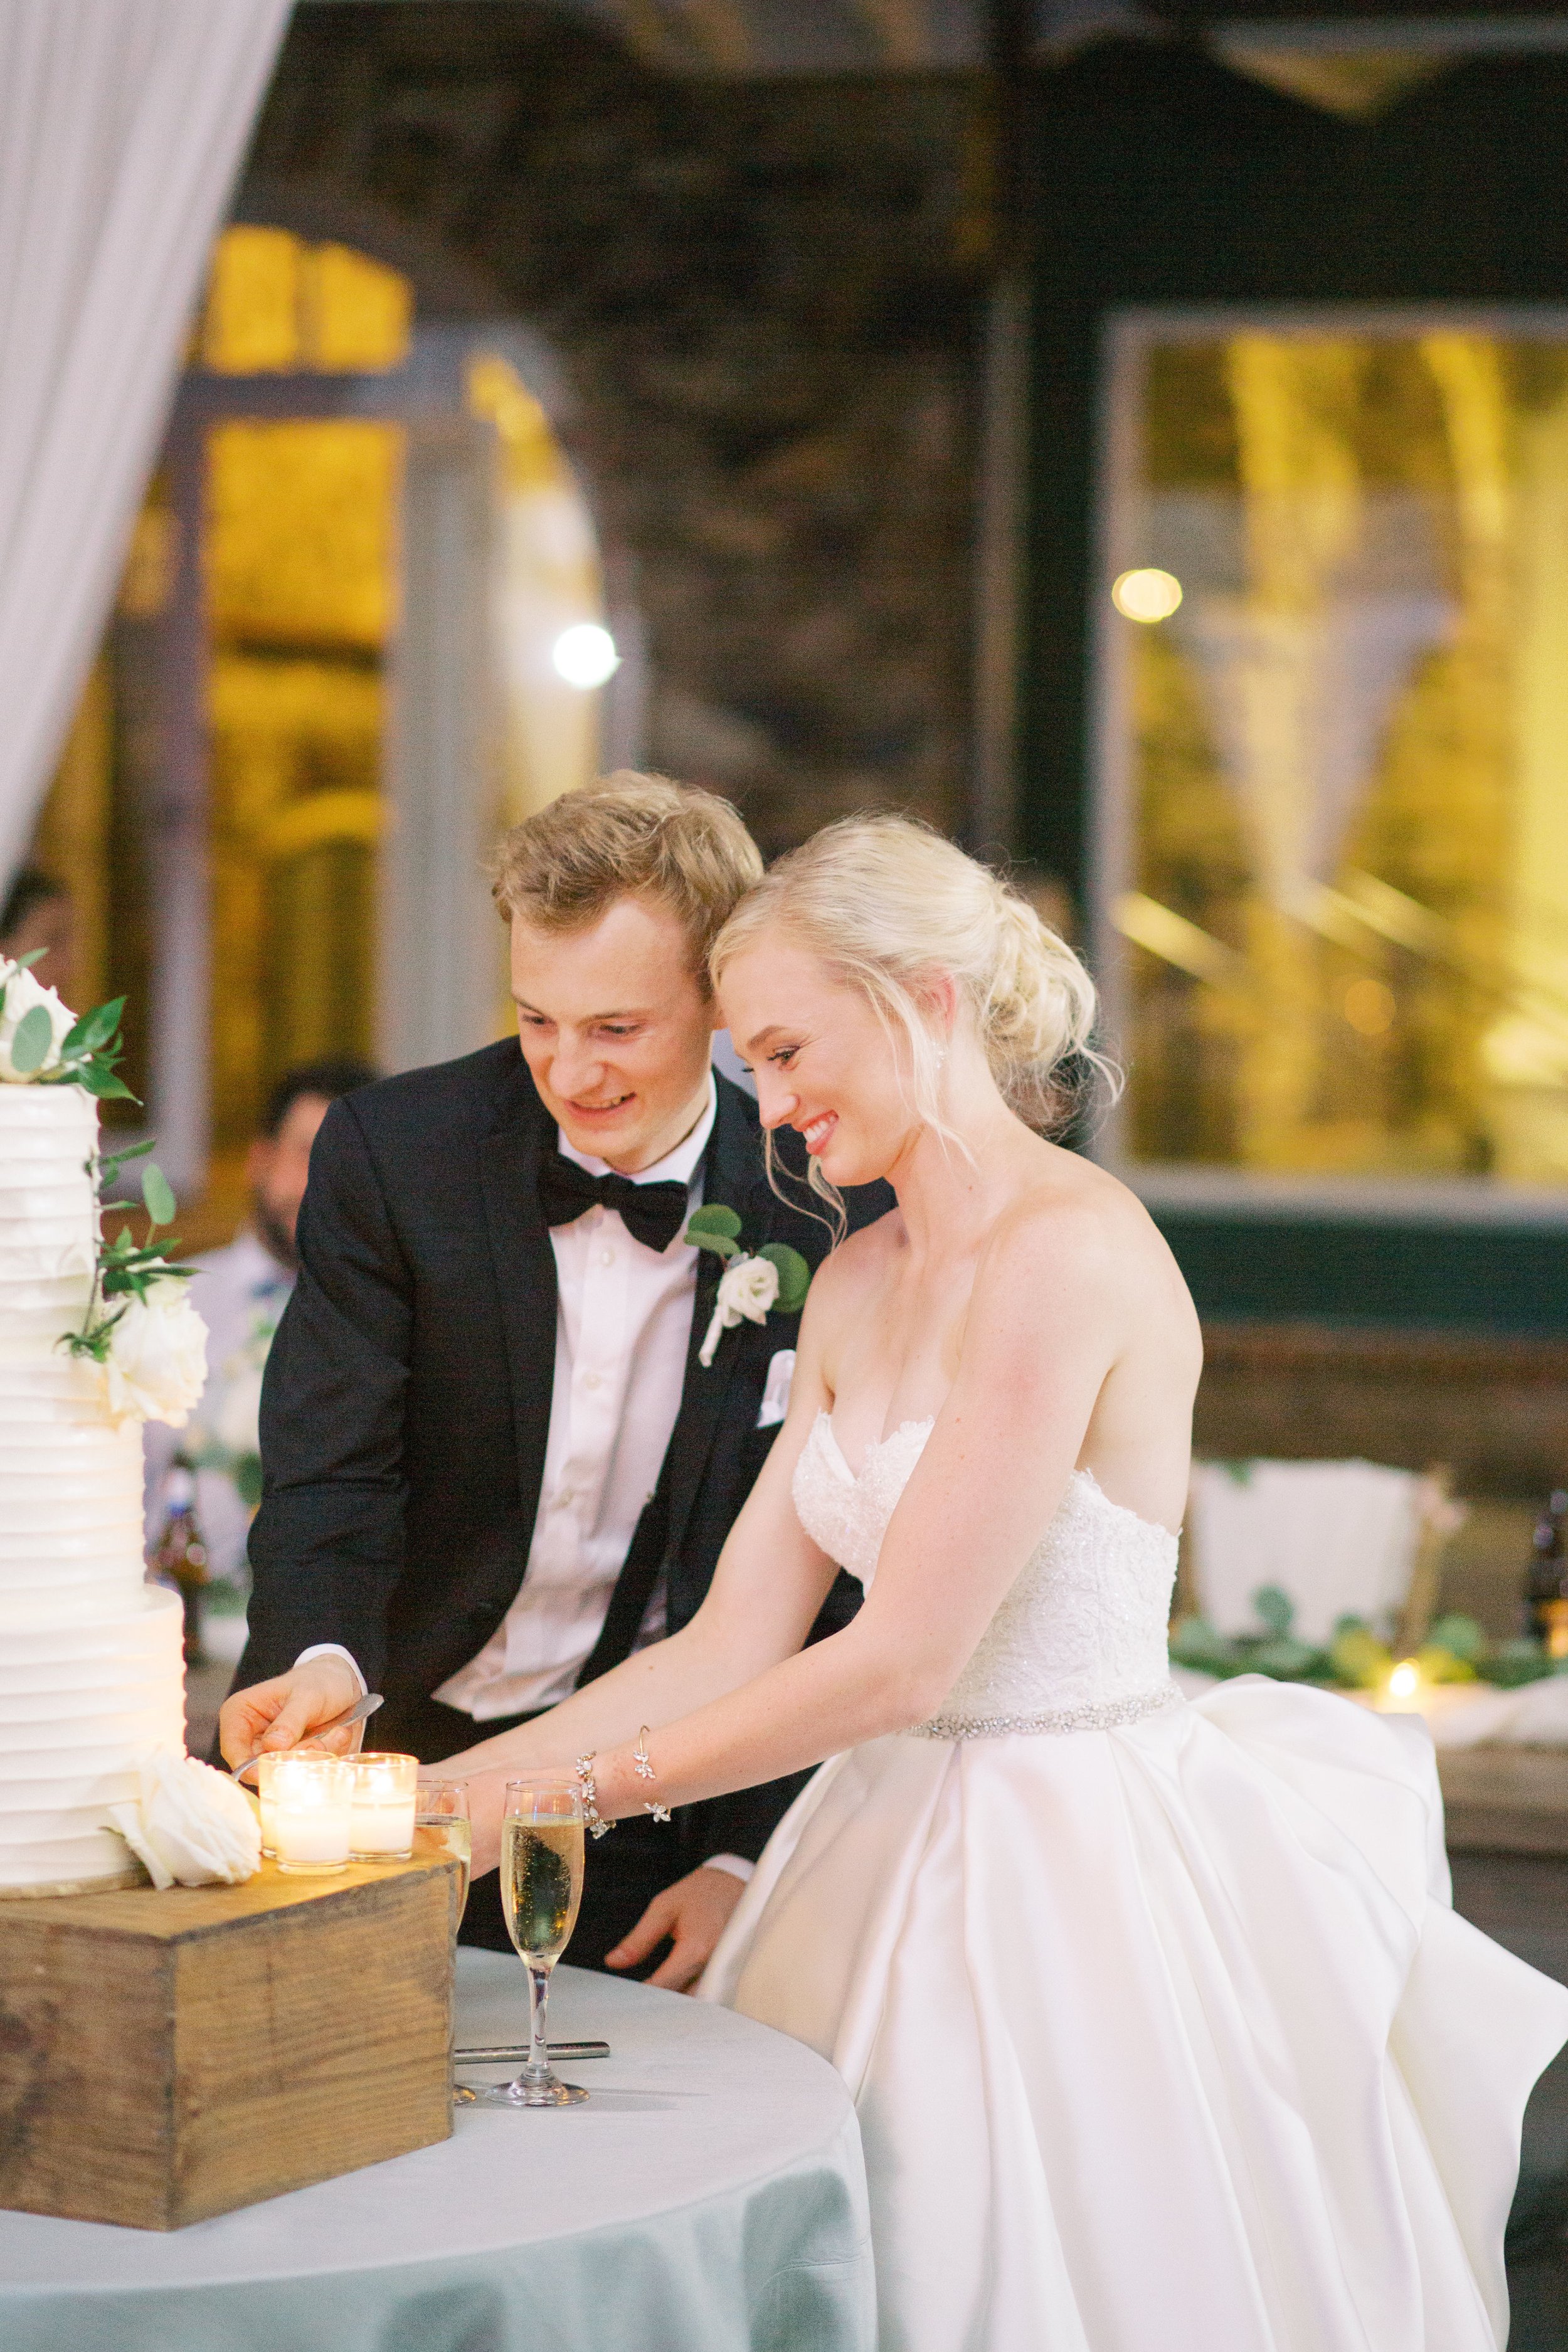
left=756, top=1348, right=796, bottom=1429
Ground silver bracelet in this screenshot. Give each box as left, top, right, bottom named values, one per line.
left=575, top=1752, right=613, bottom=1840
left=633, top=1725, right=672, bottom=1823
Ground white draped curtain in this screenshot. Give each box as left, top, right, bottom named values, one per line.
left=0, top=0, right=292, bottom=896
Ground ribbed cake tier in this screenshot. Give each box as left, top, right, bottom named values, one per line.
left=0, top=1363, right=147, bottom=1621
left=0, top=1086, right=191, bottom=1895
left=0, top=1582, right=186, bottom=1892
left=0, top=1084, right=97, bottom=1353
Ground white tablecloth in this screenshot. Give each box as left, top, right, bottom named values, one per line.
left=0, top=1951, right=875, bottom=2352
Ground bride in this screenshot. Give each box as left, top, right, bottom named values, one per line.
left=443, top=814, right=1567, bottom=2349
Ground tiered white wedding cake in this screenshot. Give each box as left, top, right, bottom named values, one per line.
left=0, top=941, right=275, bottom=1897
left=0, top=1081, right=189, bottom=1892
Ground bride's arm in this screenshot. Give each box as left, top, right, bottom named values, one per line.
left=442, top=1293, right=845, bottom=1860
left=541, top=1199, right=1135, bottom=1837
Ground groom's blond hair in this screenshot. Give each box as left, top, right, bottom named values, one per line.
left=490, top=772, right=762, bottom=991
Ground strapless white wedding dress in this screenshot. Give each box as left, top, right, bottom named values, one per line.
left=700, top=1413, right=1568, bottom=2351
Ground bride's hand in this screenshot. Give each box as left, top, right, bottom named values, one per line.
left=217, top=1656, right=364, bottom=1766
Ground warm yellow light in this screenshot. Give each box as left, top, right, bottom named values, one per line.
left=1112, top=567, right=1183, bottom=623
left=1388, top=1660, right=1421, bottom=1701
left=1343, top=977, right=1396, bottom=1037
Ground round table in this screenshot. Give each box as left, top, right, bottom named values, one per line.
left=0, top=1951, right=874, bottom=2352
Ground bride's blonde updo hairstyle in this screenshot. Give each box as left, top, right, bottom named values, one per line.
left=710, top=814, right=1113, bottom=1163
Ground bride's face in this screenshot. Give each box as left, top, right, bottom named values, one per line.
left=720, top=933, right=921, bottom=1187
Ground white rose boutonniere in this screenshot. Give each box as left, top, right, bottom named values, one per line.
left=102, top=1276, right=209, bottom=1427
left=686, top=1204, right=811, bottom=1369
left=109, top=1751, right=261, bottom=1889
left=0, top=956, right=74, bottom=1081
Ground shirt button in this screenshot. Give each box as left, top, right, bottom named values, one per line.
left=583, top=1371, right=601, bottom=1392
left=600, top=1248, right=615, bottom=1266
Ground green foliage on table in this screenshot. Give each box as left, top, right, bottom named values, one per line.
left=1169, top=1591, right=1568, bottom=1691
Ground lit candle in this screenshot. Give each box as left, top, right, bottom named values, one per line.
left=270, top=1753, right=353, bottom=1874
left=1382, top=1659, right=1423, bottom=1710
left=349, top=1752, right=418, bottom=1859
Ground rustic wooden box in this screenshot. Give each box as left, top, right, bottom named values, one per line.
left=0, top=1851, right=458, bottom=2230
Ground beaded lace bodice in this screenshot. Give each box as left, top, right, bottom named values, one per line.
left=793, top=1412, right=1179, bottom=1733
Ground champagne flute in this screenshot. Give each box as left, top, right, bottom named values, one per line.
left=468, top=1774, right=588, bottom=2109
left=415, top=1779, right=472, bottom=1928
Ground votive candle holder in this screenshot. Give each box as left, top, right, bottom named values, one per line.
left=270, top=1752, right=354, bottom=1874
left=349, top=1752, right=418, bottom=1860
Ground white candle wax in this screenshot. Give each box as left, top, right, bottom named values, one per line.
left=258, top=1788, right=278, bottom=1857
left=275, top=1801, right=352, bottom=1865
left=270, top=1754, right=354, bottom=1871
left=349, top=1797, right=416, bottom=1857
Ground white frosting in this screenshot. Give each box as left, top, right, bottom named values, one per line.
left=0, top=1086, right=188, bottom=1893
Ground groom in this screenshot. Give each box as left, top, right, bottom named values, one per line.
left=221, top=773, right=879, bottom=1986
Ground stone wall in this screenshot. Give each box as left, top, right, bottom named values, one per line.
left=243, top=1, right=988, bottom=852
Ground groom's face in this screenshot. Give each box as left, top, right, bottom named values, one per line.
left=511, top=893, right=718, bottom=1173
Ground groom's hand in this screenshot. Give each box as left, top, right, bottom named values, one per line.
left=604, top=1865, right=746, bottom=1992
left=218, top=1656, right=364, bottom=1766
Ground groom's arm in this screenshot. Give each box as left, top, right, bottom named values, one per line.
left=239, top=1098, right=413, bottom=1692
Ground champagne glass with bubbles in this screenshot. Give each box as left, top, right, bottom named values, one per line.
left=469, top=1774, right=588, bottom=2109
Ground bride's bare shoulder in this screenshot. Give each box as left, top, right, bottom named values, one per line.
left=978, top=1147, right=1195, bottom=1332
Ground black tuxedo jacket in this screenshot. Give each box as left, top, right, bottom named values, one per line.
left=239, top=1040, right=885, bottom=1863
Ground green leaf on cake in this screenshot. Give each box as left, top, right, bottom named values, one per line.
left=12, top=949, right=46, bottom=970
left=9, top=1004, right=53, bottom=1074
left=97, top=1138, right=156, bottom=1184
left=61, top=996, right=125, bottom=1056
left=75, top=1064, right=140, bottom=1101
left=758, top=1242, right=812, bottom=1315
left=141, top=1162, right=177, bottom=1228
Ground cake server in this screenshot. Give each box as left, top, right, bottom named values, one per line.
left=456, top=2042, right=610, bottom=2062
left=229, top=1690, right=385, bottom=1781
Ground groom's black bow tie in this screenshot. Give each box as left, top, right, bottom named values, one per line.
left=537, top=1150, right=691, bottom=1255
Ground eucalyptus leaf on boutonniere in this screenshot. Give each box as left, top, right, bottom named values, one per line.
left=684, top=1203, right=811, bottom=1368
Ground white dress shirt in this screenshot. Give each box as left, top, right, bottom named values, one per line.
left=435, top=1078, right=716, bottom=1719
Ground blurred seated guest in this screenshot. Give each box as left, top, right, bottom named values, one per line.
left=144, top=1059, right=377, bottom=1586
left=0, top=869, right=74, bottom=998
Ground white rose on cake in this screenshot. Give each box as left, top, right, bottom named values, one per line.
left=102, top=1277, right=209, bottom=1426
left=109, top=1751, right=261, bottom=1889
left=0, top=957, right=74, bottom=1081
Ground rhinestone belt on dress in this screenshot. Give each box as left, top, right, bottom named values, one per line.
left=911, top=1681, right=1183, bottom=1741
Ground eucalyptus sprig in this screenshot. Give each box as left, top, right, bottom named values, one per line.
left=684, top=1204, right=810, bottom=1313
left=0, top=953, right=139, bottom=1099
left=60, top=1153, right=192, bottom=1365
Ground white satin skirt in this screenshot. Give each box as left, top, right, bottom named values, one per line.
left=699, top=1680, right=1568, bottom=2352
